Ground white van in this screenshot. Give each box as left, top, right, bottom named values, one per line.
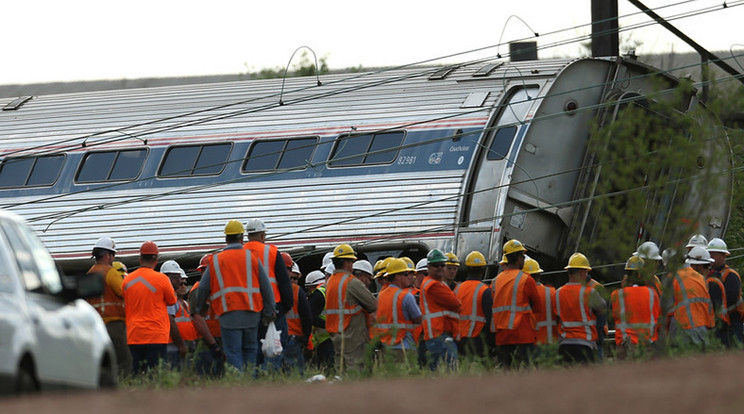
left=0, top=210, right=116, bottom=394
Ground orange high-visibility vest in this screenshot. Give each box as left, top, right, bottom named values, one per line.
left=123, top=267, right=176, bottom=345
left=286, top=284, right=303, bottom=336
left=535, top=284, right=558, bottom=345
left=324, top=272, right=363, bottom=334
left=672, top=267, right=714, bottom=330
left=207, top=249, right=263, bottom=316
left=244, top=241, right=280, bottom=300
left=171, top=299, right=198, bottom=342
left=555, top=284, right=598, bottom=341
left=707, top=277, right=730, bottom=325
left=455, top=280, right=488, bottom=338
left=189, top=282, right=221, bottom=338
left=376, top=285, right=418, bottom=346
left=420, top=277, right=460, bottom=341
left=611, top=286, right=660, bottom=345
left=491, top=270, right=535, bottom=332
left=87, top=263, right=126, bottom=323
left=712, top=266, right=744, bottom=316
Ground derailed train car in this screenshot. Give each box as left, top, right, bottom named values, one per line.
left=0, top=57, right=733, bottom=276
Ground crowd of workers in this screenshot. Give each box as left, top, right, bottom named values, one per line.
left=85, top=220, right=742, bottom=379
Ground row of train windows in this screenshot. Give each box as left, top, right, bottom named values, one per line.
left=0, top=131, right=406, bottom=188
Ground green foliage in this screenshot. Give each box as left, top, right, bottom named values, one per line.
left=577, top=79, right=730, bottom=281
left=244, top=51, right=330, bottom=80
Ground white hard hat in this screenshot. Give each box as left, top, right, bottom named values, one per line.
left=180, top=269, right=188, bottom=279
left=320, top=252, right=333, bottom=269
left=352, top=260, right=374, bottom=276
left=305, top=270, right=326, bottom=286
left=93, top=237, right=117, bottom=253
left=686, top=234, right=708, bottom=249
left=324, top=262, right=335, bottom=275
left=415, top=258, right=428, bottom=272
left=707, top=238, right=730, bottom=255
left=633, top=241, right=663, bottom=260
left=245, top=218, right=267, bottom=234
left=160, top=260, right=183, bottom=275
left=686, top=246, right=714, bottom=265
left=291, top=262, right=301, bottom=275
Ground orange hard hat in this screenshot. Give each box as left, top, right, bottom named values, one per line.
left=280, top=251, right=294, bottom=268
left=140, top=240, right=159, bottom=255
left=197, top=254, right=210, bottom=271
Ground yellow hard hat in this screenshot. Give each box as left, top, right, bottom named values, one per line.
left=385, top=258, right=411, bottom=277
left=624, top=255, right=645, bottom=271
left=373, top=260, right=385, bottom=273
left=400, top=257, right=415, bottom=270
left=375, top=257, right=393, bottom=279
left=498, top=254, right=507, bottom=265
left=465, top=251, right=487, bottom=267
left=503, top=239, right=527, bottom=255
left=523, top=258, right=543, bottom=274
left=565, top=253, right=592, bottom=270
left=445, top=252, right=460, bottom=265
left=112, top=261, right=128, bottom=274
left=224, top=219, right=245, bottom=235
left=333, top=243, right=357, bottom=260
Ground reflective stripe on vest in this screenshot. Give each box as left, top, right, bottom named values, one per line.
left=674, top=273, right=712, bottom=325
left=535, top=285, right=556, bottom=343
left=211, top=250, right=261, bottom=312
left=375, top=289, right=419, bottom=330
left=615, top=288, right=657, bottom=341
left=323, top=274, right=362, bottom=332
left=556, top=286, right=594, bottom=341
left=492, top=271, right=532, bottom=330
left=421, top=278, right=459, bottom=339
left=457, top=283, right=488, bottom=337
left=124, top=276, right=156, bottom=293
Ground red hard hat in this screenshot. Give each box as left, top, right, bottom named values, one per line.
left=140, top=240, right=159, bottom=255
left=280, top=251, right=294, bottom=268
left=197, top=254, right=210, bottom=271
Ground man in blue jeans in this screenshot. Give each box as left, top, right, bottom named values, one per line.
left=194, top=220, right=276, bottom=372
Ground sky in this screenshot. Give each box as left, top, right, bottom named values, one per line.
left=4, top=0, right=744, bottom=85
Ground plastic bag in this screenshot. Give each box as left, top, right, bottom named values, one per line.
left=261, top=322, right=283, bottom=358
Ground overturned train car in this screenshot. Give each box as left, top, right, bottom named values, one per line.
left=0, top=57, right=732, bottom=276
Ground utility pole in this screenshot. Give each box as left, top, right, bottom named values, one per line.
left=591, top=0, right=619, bottom=57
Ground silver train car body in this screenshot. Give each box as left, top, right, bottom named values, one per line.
left=0, top=57, right=732, bottom=275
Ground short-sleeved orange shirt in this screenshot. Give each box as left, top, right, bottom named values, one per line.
left=123, top=267, right=177, bottom=345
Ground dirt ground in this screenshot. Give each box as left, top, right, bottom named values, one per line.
left=4, top=352, right=744, bottom=414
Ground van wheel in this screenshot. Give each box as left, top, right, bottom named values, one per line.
left=15, top=361, right=39, bottom=393
left=98, top=361, right=117, bottom=389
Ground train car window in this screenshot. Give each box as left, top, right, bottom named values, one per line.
left=0, top=155, right=65, bottom=188
left=243, top=137, right=318, bottom=172
left=76, top=149, right=146, bottom=183
left=486, top=127, right=517, bottom=160
left=159, top=143, right=231, bottom=177
left=276, top=138, right=317, bottom=169
left=329, top=131, right=405, bottom=167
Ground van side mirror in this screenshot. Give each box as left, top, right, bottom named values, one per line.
left=61, top=272, right=104, bottom=300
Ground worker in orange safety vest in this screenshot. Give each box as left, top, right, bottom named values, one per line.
left=707, top=238, right=743, bottom=346
left=420, top=249, right=461, bottom=370
left=454, top=251, right=492, bottom=358
left=524, top=257, right=558, bottom=346
left=611, top=256, right=661, bottom=359
left=282, top=252, right=312, bottom=374
left=193, top=220, right=276, bottom=371
left=122, top=241, right=179, bottom=374
left=325, top=244, right=378, bottom=373
left=668, top=246, right=714, bottom=346
left=161, top=260, right=193, bottom=370
left=554, top=253, right=606, bottom=365
left=376, top=258, right=422, bottom=362
left=491, top=240, right=542, bottom=369
left=87, top=237, right=131, bottom=379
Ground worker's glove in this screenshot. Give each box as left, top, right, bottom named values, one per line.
left=208, top=342, right=224, bottom=361
left=262, top=311, right=277, bottom=327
